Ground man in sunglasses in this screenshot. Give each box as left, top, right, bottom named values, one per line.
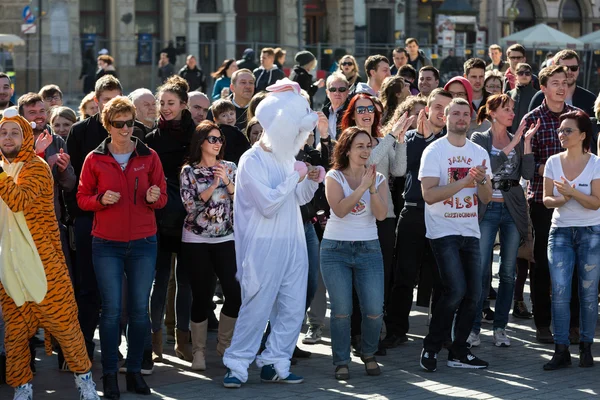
left=527, top=50, right=595, bottom=117
left=508, top=63, right=537, bottom=134
left=323, top=73, right=349, bottom=139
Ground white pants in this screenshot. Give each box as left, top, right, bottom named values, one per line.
left=223, top=259, right=307, bottom=382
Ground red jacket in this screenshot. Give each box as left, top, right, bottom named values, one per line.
left=77, top=137, right=167, bottom=242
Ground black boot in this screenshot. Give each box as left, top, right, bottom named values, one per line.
left=0, top=353, right=6, bottom=385
left=126, top=371, right=151, bottom=395
left=543, top=344, right=571, bottom=370
left=579, top=342, right=594, bottom=368
left=102, top=372, right=120, bottom=399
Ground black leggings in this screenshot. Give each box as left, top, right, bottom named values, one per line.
left=180, top=241, right=241, bottom=323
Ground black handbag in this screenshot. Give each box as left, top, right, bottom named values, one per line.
left=155, top=177, right=187, bottom=238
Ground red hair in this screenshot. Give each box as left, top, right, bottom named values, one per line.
left=340, top=93, right=381, bottom=137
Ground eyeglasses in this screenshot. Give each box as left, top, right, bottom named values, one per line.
left=485, top=84, right=502, bottom=90
left=44, top=95, right=61, bottom=102
left=564, top=65, right=579, bottom=72
left=328, top=86, right=348, bottom=93
left=341, top=62, right=353, bottom=67
left=356, top=105, right=375, bottom=114
left=508, top=56, right=524, bottom=61
left=517, top=70, right=532, bottom=76
left=557, top=127, right=580, bottom=136
left=206, top=135, right=224, bottom=144
left=110, top=119, right=135, bottom=129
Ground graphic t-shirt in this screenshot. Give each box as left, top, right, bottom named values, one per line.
left=323, top=169, right=386, bottom=241
left=418, top=137, right=492, bottom=239
left=490, top=145, right=516, bottom=199
left=544, top=154, right=600, bottom=227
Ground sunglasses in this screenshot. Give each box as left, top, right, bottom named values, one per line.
left=328, top=86, right=348, bottom=93
left=356, top=105, right=375, bottom=114
left=341, top=62, right=353, bottom=67
left=517, top=70, right=532, bottom=76
left=564, top=65, right=579, bottom=72
left=508, top=56, right=524, bottom=61
left=110, top=119, right=135, bottom=129
left=206, top=135, right=224, bottom=144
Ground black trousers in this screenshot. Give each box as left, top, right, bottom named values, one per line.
left=180, top=241, right=241, bottom=322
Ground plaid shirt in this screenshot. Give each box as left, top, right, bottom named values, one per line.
left=525, top=99, right=579, bottom=203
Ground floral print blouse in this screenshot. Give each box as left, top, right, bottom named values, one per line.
left=180, top=160, right=236, bottom=238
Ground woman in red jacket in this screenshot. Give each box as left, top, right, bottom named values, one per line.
left=77, top=96, right=167, bottom=399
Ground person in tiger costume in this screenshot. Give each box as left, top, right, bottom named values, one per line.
left=0, top=108, right=100, bottom=400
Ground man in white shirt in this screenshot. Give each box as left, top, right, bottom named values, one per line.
left=418, top=98, right=492, bottom=372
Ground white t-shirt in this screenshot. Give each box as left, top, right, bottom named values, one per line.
left=543, top=154, right=600, bottom=227
left=418, top=137, right=492, bottom=239
left=323, top=169, right=386, bottom=241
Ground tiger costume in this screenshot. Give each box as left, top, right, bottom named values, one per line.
left=0, top=109, right=99, bottom=399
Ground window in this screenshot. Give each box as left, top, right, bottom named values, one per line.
left=562, top=0, right=582, bottom=37
left=196, top=0, right=217, bottom=13
left=135, top=0, right=160, bottom=36
left=235, top=0, right=278, bottom=45
left=513, top=0, right=535, bottom=33
left=80, top=0, right=106, bottom=37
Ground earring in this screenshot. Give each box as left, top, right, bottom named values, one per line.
left=493, top=118, right=497, bottom=123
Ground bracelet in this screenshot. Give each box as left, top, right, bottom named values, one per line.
left=369, top=188, right=377, bottom=194
left=225, top=179, right=233, bottom=186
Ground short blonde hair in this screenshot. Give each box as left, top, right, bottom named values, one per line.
left=101, top=96, right=137, bottom=132
left=79, top=92, right=97, bottom=118
left=50, top=106, right=77, bottom=125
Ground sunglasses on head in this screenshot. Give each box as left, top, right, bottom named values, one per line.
left=517, top=70, right=532, bottom=76
left=328, top=86, right=348, bottom=93
left=341, top=62, right=353, bottom=67
left=110, top=119, right=135, bottom=129
left=565, top=65, right=579, bottom=72
left=356, top=105, right=375, bottom=114
left=206, top=135, right=224, bottom=144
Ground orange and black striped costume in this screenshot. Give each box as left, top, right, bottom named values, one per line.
left=0, top=112, right=91, bottom=387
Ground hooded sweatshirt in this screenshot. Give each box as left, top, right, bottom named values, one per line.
left=253, top=65, right=285, bottom=92
left=443, top=76, right=491, bottom=138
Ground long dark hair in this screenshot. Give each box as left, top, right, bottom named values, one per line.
left=380, top=76, right=407, bottom=126
left=185, top=120, right=226, bottom=165
left=340, top=93, right=381, bottom=137
left=211, top=59, right=236, bottom=79
left=332, top=127, right=371, bottom=171
left=559, top=110, right=593, bottom=153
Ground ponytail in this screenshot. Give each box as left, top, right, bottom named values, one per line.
left=476, top=104, right=489, bottom=125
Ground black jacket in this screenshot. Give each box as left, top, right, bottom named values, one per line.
left=291, top=66, right=319, bottom=105
left=65, top=113, right=145, bottom=218
left=178, top=65, right=207, bottom=92
left=237, top=59, right=258, bottom=72
left=253, top=66, right=285, bottom=92
left=296, top=143, right=328, bottom=223
left=322, top=100, right=349, bottom=140
left=508, top=82, right=538, bottom=133
left=528, top=85, right=596, bottom=117
left=218, top=124, right=251, bottom=165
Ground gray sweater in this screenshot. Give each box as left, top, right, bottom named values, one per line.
left=44, top=132, right=76, bottom=222
left=368, top=134, right=407, bottom=219
left=470, top=129, right=534, bottom=239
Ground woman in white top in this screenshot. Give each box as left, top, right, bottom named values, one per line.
left=179, top=121, right=241, bottom=371
left=321, top=126, right=388, bottom=380
left=543, top=111, right=600, bottom=371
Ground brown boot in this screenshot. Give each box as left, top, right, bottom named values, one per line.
left=152, top=330, right=163, bottom=362
left=175, top=328, right=193, bottom=361
left=216, top=312, right=237, bottom=357
left=190, top=321, right=208, bottom=371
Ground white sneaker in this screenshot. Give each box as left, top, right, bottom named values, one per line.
left=74, top=371, right=100, bottom=400
left=467, top=332, right=481, bottom=348
left=302, top=326, right=322, bottom=344
left=493, top=328, right=511, bottom=347
left=14, top=383, right=33, bottom=400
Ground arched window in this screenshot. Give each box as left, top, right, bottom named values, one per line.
left=562, top=0, right=582, bottom=37
left=197, top=0, right=217, bottom=13
left=513, top=0, right=535, bottom=33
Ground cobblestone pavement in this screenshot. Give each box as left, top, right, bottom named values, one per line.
left=1, top=268, right=600, bottom=399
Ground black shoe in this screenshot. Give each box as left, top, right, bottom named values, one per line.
left=293, top=346, right=311, bottom=358
left=579, top=342, right=593, bottom=368
left=126, top=372, right=151, bottom=395
left=351, top=335, right=362, bottom=357
left=374, top=341, right=387, bottom=356
left=141, top=350, right=154, bottom=375
left=102, top=373, right=120, bottom=400
left=420, top=349, right=437, bottom=372
left=482, top=308, right=495, bottom=324
left=447, top=350, right=489, bottom=369
left=381, top=333, right=408, bottom=349
left=0, top=353, right=6, bottom=385
left=536, top=327, right=554, bottom=344
left=544, top=344, right=571, bottom=370
left=512, top=300, right=533, bottom=319
left=208, top=311, right=219, bottom=332
left=488, top=287, right=497, bottom=300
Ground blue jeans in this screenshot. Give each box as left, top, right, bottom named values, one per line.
left=320, top=239, right=384, bottom=365
left=93, top=235, right=157, bottom=374
left=305, top=222, right=320, bottom=309
left=548, top=226, right=600, bottom=345
left=425, top=236, right=481, bottom=356
left=472, top=202, right=521, bottom=333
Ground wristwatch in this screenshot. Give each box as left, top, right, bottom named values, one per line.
left=478, top=177, right=487, bottom=186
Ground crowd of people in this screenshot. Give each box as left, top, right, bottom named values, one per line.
left=0, top=36, right=599, bottom=399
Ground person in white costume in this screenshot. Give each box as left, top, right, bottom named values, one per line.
left=223, top=79, right=325, bottom=388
